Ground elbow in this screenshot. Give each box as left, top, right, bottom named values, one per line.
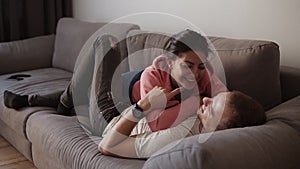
left=98, top=144, right=111, bottom=156
left=98, top=145, right=113, bottom=156
left=99, top=148, right=108, bottom=155
left=98, top=143, right=119, bottom=157
left=98, top=144, right=105, bottom=154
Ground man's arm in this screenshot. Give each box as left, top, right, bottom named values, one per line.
left=98, top=107, right=139, bottom=158
left=98, top=87, right=181, bottom=158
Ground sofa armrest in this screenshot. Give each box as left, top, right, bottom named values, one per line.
left=0, top=34, right=55, bottom=75
left=280, top=65, right=300, bottom=102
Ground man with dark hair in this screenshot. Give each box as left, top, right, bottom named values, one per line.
left=223, top=91, right=266, bottom=129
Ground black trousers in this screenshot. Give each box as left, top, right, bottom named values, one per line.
left=28, top=83, right=73, bottom=109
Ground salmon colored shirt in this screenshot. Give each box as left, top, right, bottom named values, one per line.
left=131, top=55, right=227, bottom=132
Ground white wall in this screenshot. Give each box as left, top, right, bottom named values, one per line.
left=73, top=0, right=300, bottom=68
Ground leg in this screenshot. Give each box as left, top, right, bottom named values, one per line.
left=28, top=91, right=63, bottom=107
left=4, top=91, right=29, bottom=109
left=3, top=90, right=63, bottom=109
left=29, top=87, right=75, bottom=116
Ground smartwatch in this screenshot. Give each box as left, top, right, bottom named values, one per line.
left=132, top=103, right=145, bottom=119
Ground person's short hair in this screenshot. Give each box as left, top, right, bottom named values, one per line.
left=218, top=91, right=266, bottom=130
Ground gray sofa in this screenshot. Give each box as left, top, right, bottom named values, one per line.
left=0, top=18, right=299, bottom=169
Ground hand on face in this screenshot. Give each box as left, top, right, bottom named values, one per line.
left=137, top=86, right=182, bottom=114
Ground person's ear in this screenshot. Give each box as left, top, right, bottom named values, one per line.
left=202, top=97, right=212, bottom=106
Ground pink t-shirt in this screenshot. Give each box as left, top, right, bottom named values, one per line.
left=131, top=55, right=227, bottom=132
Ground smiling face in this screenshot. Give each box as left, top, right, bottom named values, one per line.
left=169, top=50, right=207, bottom=90
left=197, top=92, right=234, bottom=132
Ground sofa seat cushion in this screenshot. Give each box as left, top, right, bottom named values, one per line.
left=0, top=68, right=72, bottom=138
left=26, top=111, right=145, bottom=169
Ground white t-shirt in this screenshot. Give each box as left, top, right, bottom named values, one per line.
left=103, top=113, right=200, bottom=158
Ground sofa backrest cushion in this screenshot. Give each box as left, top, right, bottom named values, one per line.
left=209, top=37, right=281, bottom=110
left=0, top=35, right=54, bottom=75
left=126, top=30, right=281, bottom=110
left=52, top=18, right=107, bottom=72
left=126, top=30, right=171, bottom=71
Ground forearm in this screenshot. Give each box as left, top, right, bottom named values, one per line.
left=147, top=96, right=199, bottom=131
left=100, top=107, right=137, bottom=146
left=98, top=107, right=139, bottom=155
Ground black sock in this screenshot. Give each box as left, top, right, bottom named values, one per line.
left=4, top=90, right=29, bottom=109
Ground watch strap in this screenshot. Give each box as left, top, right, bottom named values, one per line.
left=132, top=103, right=145, bottom=119
left=134, top=103, right=144, bottom=112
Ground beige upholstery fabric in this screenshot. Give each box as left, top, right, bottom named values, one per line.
left=126, top=30, right=171, bottom=71
left=27, top=111, right=145, bottom=169
left=209, top=37, right=281, bottom=110
left=52, top=18, right=140, bottom=73
left=52, top=18, right=107, bottom=72
left=126, top=30, right=281, bottom=110
left=144, top=96, right=300, bottom=169
left=0, top=68, right=71, bottom=160
left=0, top=118, right=33, bottom=161
left=0, top=68, right=71, bottom=137
left=280, top=66, right=300, bottom=102
left=0, top=35, right=54, bottom=75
